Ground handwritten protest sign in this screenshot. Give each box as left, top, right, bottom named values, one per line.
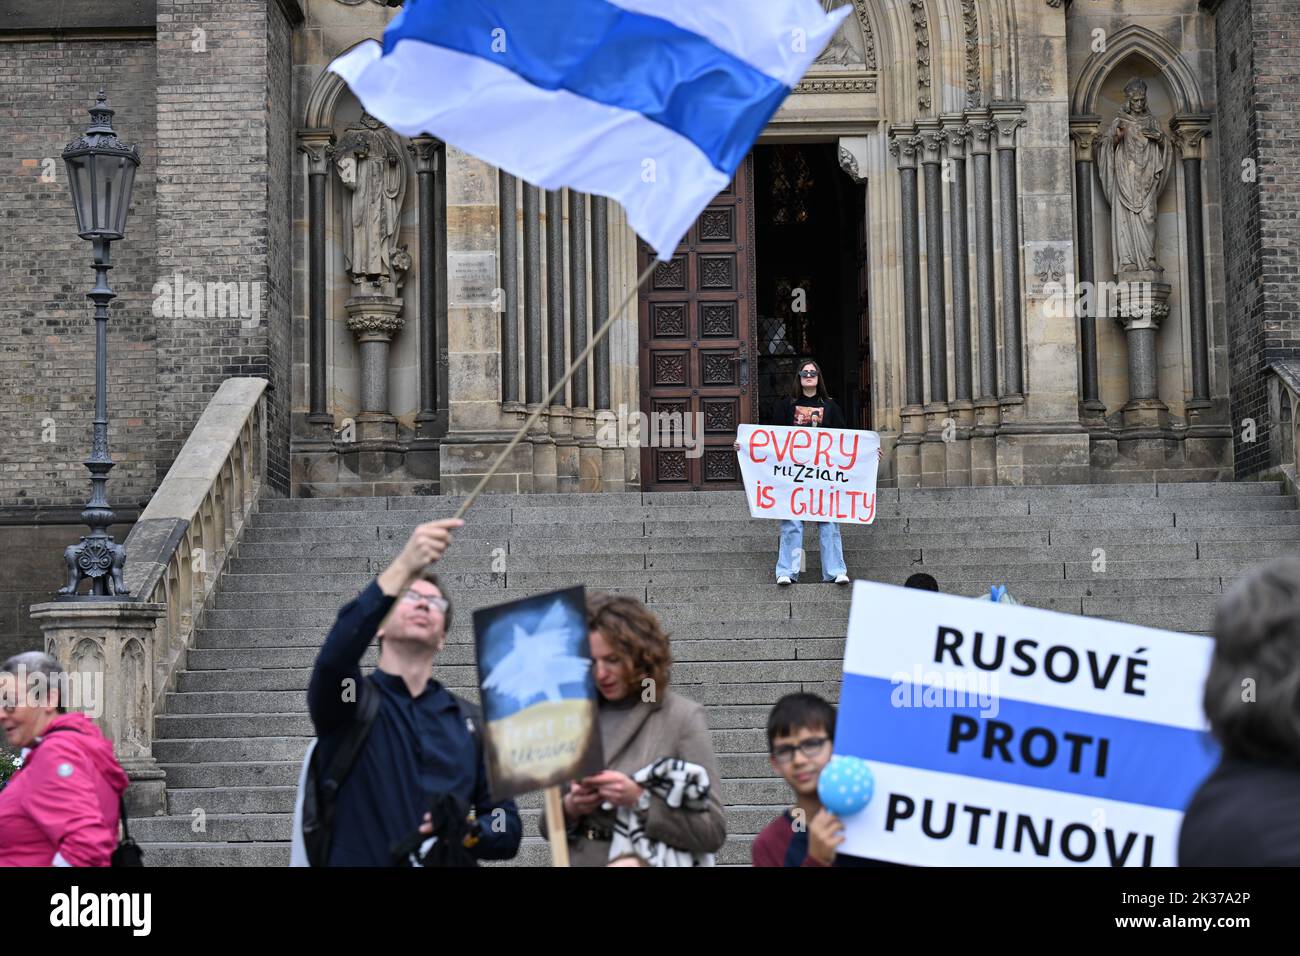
left=834, top=582, right=1218, bottom=866
left=736, top=424, right=880, bottom=524
left=473, top=586, right=604, bottom=802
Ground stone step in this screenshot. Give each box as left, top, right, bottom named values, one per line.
left=232, top=529, right=1060, bottom=560
left=134, top=836, right=759, bottom=867
left=174, top=658, right=846, bottom=694
left=192, top=618, right=858, bottom=649
left=253, top=482, right=1283, bottom=512
left=131, top=803, right=782, bottom=844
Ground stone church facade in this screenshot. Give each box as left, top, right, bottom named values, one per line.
left=2, top=0, right=1299, bottom=646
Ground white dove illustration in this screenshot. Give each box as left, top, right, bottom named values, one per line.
left=482, top=599, right=591, bottom=707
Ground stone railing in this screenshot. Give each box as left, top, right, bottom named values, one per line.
left=31, top=378, right=268, bottom=812
left=1267, top=362, right=1300, bottom=495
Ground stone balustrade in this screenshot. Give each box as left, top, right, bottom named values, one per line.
left=30, top=377, right=268, bottom=813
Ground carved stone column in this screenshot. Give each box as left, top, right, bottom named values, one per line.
left=966, top=109, right=1000, bottom=484
left=409, top=135, right=446, bottom=442
left=942, top=116, right=974, bottom=485
left=590, top=195, right=621, bottom=492
left=1172, top=113, right=1214, bottom=422
left=890, top=125, right=924, bottom=488
left=546, top=189, right=577, bottom=491
left=522, top=183, right=555, bottom=490
left=297, top=129, right=334, bottom=435
left=990, top=104, right=1027, bottom=412
left=1070, top=116, right=1106, bottom=424
left=917, top=120, right=949, bottom=487
left=498, top=170, right=521, bottom=411
left=346, top=297, right=405, bottom=443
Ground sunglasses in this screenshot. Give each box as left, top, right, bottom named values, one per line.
left=799, top=370, right=819, bottom=379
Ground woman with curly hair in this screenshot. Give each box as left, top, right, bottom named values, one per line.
left=539, top=592, right=727, bottom=866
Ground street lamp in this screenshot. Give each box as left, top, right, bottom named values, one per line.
left=56, top=90, right=139, bottom=600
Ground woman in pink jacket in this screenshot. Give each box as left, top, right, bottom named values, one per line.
left=0, top=652, right=127, bottom=867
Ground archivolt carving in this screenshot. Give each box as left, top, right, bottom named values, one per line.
left=911, top=0, right=933, bottom=112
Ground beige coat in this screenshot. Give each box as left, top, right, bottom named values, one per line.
left=540, top=689, right=727, bottom=866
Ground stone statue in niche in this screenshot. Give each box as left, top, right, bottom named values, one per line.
left=334, top=112, right=409, bottom=295
left=815, top=0, right=866, bottom=67
left=1096, top=78, right=1174, bottom=276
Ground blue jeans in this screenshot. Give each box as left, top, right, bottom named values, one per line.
left=775, top=520, right=846, bottom=581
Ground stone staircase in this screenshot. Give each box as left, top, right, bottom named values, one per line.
left=133, top=481, right=1300, bottom=865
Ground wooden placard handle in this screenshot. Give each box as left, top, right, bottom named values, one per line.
left=543, top=785, right=571, bottom=867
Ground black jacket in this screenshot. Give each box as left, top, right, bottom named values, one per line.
left=1178, top=756, right=1300, bottom=865
left=769, top=394, right=846, bottom=429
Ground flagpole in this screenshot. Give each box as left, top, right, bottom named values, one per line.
left=452, top=259, right=659, bottom=521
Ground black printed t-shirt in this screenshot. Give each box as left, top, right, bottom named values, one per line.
left=770, top=394, right=846, bottom=429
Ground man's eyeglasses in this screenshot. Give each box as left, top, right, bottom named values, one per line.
left=799, top=370, right=818, bottom=378
left=400, top=590, right=449, bottom=612
left=770, top=736, right=831, bottom=764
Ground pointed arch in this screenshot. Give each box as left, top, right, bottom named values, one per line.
left=1072, top=24, right=1206, bottom=117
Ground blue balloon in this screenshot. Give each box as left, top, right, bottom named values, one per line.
left=817, top=755, right=875, bottom=817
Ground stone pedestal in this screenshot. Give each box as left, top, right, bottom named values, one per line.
left=945, top=399, right=975, bottom=486
left=970, top=398, right=1001, bottom=486
left=30, top=600, right=169, bottom=816
left=920, top=404, right=949, bottom=488
left=1110, top=272, right=1172, bottom=429
left=345, top=295, right=405, bottom=444
left=896, top=406, right=925, bottom=489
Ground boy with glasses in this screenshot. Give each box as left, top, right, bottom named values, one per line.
left=752, top=692, right=849, bottom=867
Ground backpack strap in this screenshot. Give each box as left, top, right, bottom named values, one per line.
left=303, top=674, right=383, bottom=866
left=447, top=693, right=483, bottom=767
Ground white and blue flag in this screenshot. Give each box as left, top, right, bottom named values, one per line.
left=834, top=582, right=1219, bottom=866
left=327, top=0, right=851, bottom=259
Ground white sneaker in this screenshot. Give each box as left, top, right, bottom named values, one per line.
left=834, top=574, right=851, bottom=585
left=777, top=576, right=793, bottom=586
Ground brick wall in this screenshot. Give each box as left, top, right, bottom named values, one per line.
left=1214, top=0, right=1300, bottom=477
left=154, top=0, right=291, bottom=494
left=0, top=39, right=159, bottom=510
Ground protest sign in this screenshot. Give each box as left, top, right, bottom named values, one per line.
left=473, top=587, right=604, bottom=803
left=736, top=424, right=880, bottom=525
left=834, top=582, right=1218, bottom=866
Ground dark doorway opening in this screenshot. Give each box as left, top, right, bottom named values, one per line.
left=753, top=143, right=869, bottom=428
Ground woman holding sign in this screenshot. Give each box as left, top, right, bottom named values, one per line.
left=738, top=359, right=868, bottom=586
left=539, top=594, right=727, bottom=866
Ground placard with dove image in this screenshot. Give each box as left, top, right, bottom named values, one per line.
left=473, top=587, right=604, bottom=800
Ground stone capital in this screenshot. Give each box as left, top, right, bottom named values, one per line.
left=888, top=124, right=922, bottom=170
left=1069, top=115, right=1102, bottom=163
left=407, top=134, right=442, bottom=174
left=345, top=295, right=405, bottom=343
left=296, top=128, right=335, bottom=175
left=1171, top=113, right=1214, bottom=161
left=964, top=108, right=995, bottom=156
left=915, top=119, right=945, bottom=165
left=940, top=113, right=971, bottom=158
left=988, top=102, right=1027, bottom=150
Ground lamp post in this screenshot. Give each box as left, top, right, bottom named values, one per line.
left=56, top=90, right=139, bottom=600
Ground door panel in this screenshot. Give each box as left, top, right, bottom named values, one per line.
left=638, top=155, right=756, bottom=490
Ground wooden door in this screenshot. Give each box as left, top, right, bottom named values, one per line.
left=638, top=154, right=757, bottom=490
